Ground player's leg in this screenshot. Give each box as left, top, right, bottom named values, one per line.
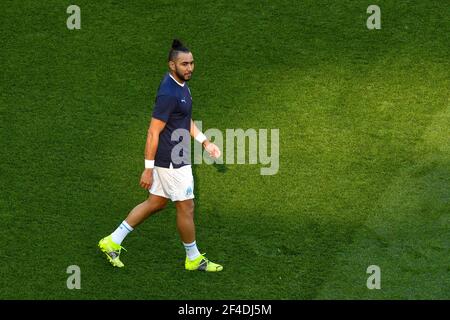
left=98, top=194, right=168, bottom=268
left=175, top=199, right=196, bottom=244
left=106, top=194, right=168, bottom=244
left=125, top=194, right=168, bottom=228
left=175, top=199, right=223, bottom=272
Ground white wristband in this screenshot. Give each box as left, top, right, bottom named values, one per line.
left=195, top=132, right=207, bottom=144
left=145, top=159, right=155, bottom=169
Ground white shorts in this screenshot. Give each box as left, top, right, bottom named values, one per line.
left=149, top=164, right=194, bottom=201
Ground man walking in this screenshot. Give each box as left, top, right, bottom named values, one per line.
left=98, top=39, right=223, bottom=272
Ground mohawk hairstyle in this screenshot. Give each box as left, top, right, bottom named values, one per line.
left=168, top=39, right=190, bottom=61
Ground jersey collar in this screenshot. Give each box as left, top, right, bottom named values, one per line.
left=169, top=73, right=185, bottom=87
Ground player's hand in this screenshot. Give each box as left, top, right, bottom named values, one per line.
left=204, top=141, right=221, bottom=159
left=140, top=169, right=153, bottom=190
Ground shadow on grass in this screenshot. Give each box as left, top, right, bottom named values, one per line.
left=213, top=163, right=228, bottom=174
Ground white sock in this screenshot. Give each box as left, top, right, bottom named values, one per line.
left=183, top=241, right=201, bottom=261
left=111, top=221, right=134, bottom=245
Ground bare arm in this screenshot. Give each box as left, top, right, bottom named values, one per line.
left=190, top=119, right=221, bottom=158
left=140, top=117, right=167, bottom=189
left=145, top=117, right=167, bottom=160
left=190, top=119, right=210, bottom=147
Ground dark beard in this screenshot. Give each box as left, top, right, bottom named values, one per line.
left=175, top=69, right=191, bottom=82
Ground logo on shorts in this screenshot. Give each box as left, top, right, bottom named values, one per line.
left=185, top=186, right=193, bottom=197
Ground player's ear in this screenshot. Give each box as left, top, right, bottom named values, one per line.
left=168, top=60, right=176, bottom=71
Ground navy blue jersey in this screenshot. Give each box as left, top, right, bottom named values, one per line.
left=152, top=73, right=192, bottom=168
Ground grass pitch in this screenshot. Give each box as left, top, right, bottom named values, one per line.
left=0, top=0, right=448, bottom=299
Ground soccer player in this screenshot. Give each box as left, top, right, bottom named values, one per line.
left=98, top=39, right=223, bottom=272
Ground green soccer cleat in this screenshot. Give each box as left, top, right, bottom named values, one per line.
left=185, top=253, right=223, bottom=272
left=98, top=235, right=126, bottom=268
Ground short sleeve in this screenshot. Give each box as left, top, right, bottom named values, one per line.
left=152, top=95, right=177, bottom=122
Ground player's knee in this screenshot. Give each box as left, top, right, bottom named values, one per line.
left=183, top=208, right=194, bottom=219
left=145, top=197, right=167, bottom=213
left=157, top=200, right=168, bottom=211
left=186, top=201, right=194, bottom=216
left=178, top=203, right=194, bottom=218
